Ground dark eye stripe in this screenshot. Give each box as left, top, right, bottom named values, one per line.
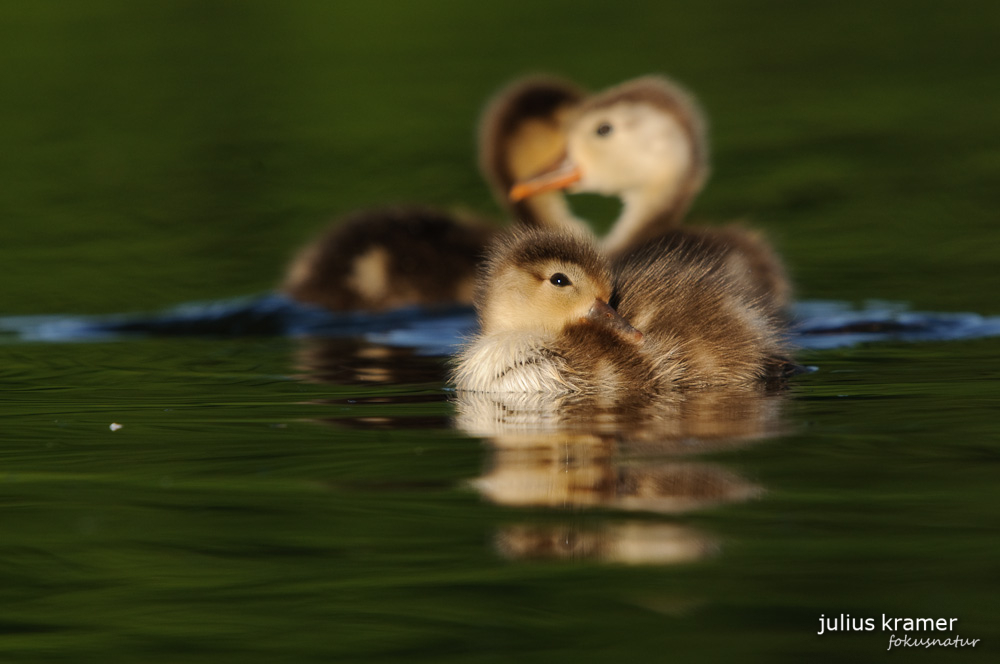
left=549, top=272, right=572, bottom=287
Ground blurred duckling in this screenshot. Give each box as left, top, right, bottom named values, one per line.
left=452, top=229, right=790, bottom=395
left=284, top=76, right=588, bottom=313
left=511, top=75, right=792, bottom=316
left=478, top=74, right=589, bottom=233
left=282, top=206, right=491, bottom=311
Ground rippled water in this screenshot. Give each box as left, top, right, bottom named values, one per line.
left=4, top=330, right=998, bottom=662
left=3, top=2, right=1000, bottom=662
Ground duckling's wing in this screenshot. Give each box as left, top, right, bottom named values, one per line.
left=613, top=241, right=790, bottom=387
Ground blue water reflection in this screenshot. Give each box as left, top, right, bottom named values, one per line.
left=3, top=294, right=999, bottom=353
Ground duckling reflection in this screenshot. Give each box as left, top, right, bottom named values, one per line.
left=291, top=337, right=452, bottom=429
left=284, top=76, right=588, bottom=313
left=466, top=431, right=762, bottom=565
left=293, top=337, right=447, bottom=385
left=494, top=522, right=717, bottom=565
left=456, top=383, right=785, bottom=565
left=473, top=453, right=761, bottom=512
left=455, top=390, right=786, bottom=513
left=454, top=385, right=786, bottom=453
left=512, top=75, right=792, bottom=317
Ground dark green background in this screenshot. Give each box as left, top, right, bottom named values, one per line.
left=2, top=2, right=998, bottom=662
left=3, top=1, right=998, bottom=315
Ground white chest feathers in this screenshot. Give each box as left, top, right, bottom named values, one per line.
left=452, top=332, right=572, bottom=394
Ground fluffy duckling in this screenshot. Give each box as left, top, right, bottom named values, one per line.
left=284, top=76, right=589, bottom=313
left=452, top=229, right=790, bottom=395
left=478, top=75, right=589, bottom=234
left=511, top=75, right=792, bottom=316
left=282, top=207, right=492, bottom=311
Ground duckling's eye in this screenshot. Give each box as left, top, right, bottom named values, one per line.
left=549, top=272, right=572, bottom=287
left=596, top=122, right=613, bottom=137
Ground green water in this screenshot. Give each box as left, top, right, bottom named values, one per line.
left=2, top=2, right=999, bottom=662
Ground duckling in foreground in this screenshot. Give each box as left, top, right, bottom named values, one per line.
left=284, top=76, right=587, bottom=312
left=452, top=230, right=791, bottom=395
left=510, top=75, right=792, bottom=317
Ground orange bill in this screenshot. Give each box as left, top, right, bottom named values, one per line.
left=509, top=161, right=582, bottom=202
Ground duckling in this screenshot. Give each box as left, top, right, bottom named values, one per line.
left=478, top=75, right=589, bottom=234
left=510, top=75, right=792, bottom=316
left=452, top=229, right=790, bottom=395
left=283, top=76, right=589, bottom=313
left=282, top=206, right=492, bottom=312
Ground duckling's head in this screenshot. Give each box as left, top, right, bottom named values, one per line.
left=510, top=75, right=708, bottom=203
left=475, top=230, right=641, bottom=341
left=479, top=75, right=589, bottom=233
left=479, top=75, right=584, bottom=192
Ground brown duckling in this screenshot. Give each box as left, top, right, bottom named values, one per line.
left=478, top=74, right=589, bottom=233
left=282, top=206, right=492, bottom=312
left=510, top=75, right=792, bottom=317
left=452, top=229, right=790, bottom=395
left=283, top=76, right=588, bottom=313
